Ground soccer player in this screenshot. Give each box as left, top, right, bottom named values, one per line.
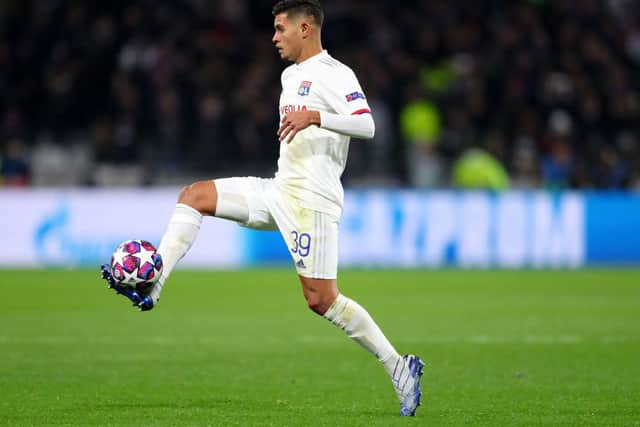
left=101, top=0, right=424, bottom=416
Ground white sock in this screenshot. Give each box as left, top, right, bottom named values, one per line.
left=323, top=294, right=401, bottom=376
left=149, top=203, right=203, bottom=303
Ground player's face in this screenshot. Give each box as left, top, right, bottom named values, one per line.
left=272, top=13, right=303, bottom=62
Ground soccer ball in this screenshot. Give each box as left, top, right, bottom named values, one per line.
left=110, top=240, right=163, bottom=292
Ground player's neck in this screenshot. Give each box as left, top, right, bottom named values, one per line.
left=295, top=42, right=323, bottom=64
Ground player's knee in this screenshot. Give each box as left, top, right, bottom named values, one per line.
left=178, top=186, right=190, bottom=202
left=307, top=299, right=326, bottom=315
left=177, top=181, right=217, bottom=215
left=305, top=294, right=332, bottom=316
left=177, top=183, right=199, bottom=207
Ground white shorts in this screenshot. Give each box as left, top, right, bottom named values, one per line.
left=213, top=177, right=339, bottom=279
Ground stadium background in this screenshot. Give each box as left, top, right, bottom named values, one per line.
left=1, top=0, right=640, bottom=267
left=1, top=1, right=639, bottom=426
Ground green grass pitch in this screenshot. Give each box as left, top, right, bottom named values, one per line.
left=1, top=269, right=639, bottom=426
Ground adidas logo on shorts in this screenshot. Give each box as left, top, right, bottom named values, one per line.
left=296, top=259, right=306, bottom=269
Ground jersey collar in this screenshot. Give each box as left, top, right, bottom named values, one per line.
left=296, top=50, right=329, bottom=67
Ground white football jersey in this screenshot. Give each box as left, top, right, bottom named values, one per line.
left=274, top=50, right=371, bottom=218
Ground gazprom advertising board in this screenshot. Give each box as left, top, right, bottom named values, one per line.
left=342, top=191, right=585, bottom=268
left=1, top=189, right=639, bottom=268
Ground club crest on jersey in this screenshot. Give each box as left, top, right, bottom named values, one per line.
left=346, top=91, right=366, bottom=102
left=298, top=81, right=312, bottom=96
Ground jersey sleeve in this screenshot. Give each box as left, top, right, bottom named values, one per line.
left=320, top=68, right=372, bottom=116
left=319, top=111, right=375, bottom=139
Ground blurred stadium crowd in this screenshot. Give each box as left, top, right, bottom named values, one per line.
left=0, top=0, right=639, bottom=188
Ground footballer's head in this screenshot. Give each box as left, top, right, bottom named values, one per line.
left=272, top=0, right=324, bottom=63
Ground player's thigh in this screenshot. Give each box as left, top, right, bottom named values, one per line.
left=213, top=177, right=277, bottom=229
left=273, top=205, right=339, bottom=280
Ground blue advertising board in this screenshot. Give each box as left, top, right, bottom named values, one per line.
left=1, top=189, right=639, bottom=268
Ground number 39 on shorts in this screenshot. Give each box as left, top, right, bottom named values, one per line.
left=290, top=231, right=311, bottom=257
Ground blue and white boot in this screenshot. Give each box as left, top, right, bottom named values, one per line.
left=99, top=264, right=155, bottom=311
left=392, top=354, right=425, bottom=416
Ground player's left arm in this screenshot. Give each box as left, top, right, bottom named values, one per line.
left=278, top=69, right=375, bottom=143
left=277, top=110, right=374, bottom=142
left=318, top=109, right=375, bottom=139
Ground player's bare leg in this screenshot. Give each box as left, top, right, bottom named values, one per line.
left=298, top=276, right=339, bottom=315
left=176, top=181, right=219, bottom=216
left=300, top=276, right=425, bottom=416
left=133, top=178, right=262, bottom=308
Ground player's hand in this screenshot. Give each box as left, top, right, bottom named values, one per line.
left=278, top=111, right=321, bottom=143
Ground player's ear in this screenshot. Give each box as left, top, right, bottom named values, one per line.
left=300, top=20, right=311, bottom=39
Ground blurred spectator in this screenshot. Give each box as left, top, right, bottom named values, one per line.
left=0, top=139, right=30, bottom=186
left=541, top=137, right=574, bottom=189
left=400, top=90, right=443, bottom=187
left=0, top=0, right=638, bottom=188
left=453, top=148, right=510, bottom=190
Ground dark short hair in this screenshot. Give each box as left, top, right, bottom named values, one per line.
left=272, top=0, right=324, bottom=27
